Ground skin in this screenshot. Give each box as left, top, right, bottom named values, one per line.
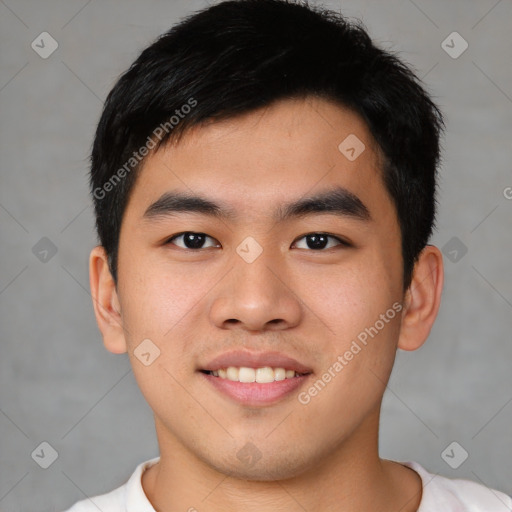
left=90, top=96, right=443, bottom=511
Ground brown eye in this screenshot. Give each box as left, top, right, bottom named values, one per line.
left=167, top=232, right=220, bottom=249
left=293, top=233, right=350, bottom=250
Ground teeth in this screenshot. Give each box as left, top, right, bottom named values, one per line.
left=211, top=366, right=302, bottom=382
left=226, top=367, right=239, bottom=381
left=274, top=368, right=286, bottom=381
left=239, top=367, right=255, bottom=383
left=256, top=367, right=276, bottom=383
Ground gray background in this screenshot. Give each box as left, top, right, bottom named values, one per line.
left=0, top=0, right=511, bottom=510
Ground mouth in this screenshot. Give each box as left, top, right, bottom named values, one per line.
left=198, top=351, right=313, bottom=406
left=200, top=366, right=308, bottom=383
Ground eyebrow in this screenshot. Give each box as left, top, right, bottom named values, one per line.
left=142, top=186, right=371, bottom=224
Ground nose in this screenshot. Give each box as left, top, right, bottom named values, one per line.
left=208, top=243, right=303, bottom=332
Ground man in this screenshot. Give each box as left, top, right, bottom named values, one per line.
left=65, top=0, right=512, bottom=510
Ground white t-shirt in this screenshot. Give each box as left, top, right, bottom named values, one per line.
left=62, top=457, right=512, bottom=511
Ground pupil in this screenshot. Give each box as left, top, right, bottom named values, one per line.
left=184, top=232, right=205, bottom=249
left=307, top=234, right=327, bottom=249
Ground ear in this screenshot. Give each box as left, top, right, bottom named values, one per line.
left=89, top=245, right=127, bottom=354
left=397, top=245, right=444, bottom=351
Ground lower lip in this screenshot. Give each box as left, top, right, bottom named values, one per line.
left=200, top=372, right=310, bottom=406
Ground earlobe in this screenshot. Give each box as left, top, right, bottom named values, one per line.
left=89, top=245, right=127, bottom=354
left=397, top=245, right=444, bottom=351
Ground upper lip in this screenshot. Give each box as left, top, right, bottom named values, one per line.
left=200, top=350, right=313, bottom=374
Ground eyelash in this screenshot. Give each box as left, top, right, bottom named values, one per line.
left=164, top=231, right=351, bottom=251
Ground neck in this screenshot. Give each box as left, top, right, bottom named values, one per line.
left=142, top=410, right=422, bottom=512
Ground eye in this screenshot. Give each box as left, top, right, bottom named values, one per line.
left=166, top=232, right=220, bottom=250
left=293, top=232, right=350, bottom=250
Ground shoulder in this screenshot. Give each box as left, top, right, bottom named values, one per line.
left=60, top=457, right=160, bottom=512
left=402, top=461, right=512, bottom=512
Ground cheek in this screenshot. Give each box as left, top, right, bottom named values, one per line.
left=121, top=273, right=196, bottom=406
left=118, top=257, right=204, bottom=341
left=296, top=258, right=402, bottom=399
left=297, top=311, right=400, bottom=439
left=302, top=254, right=400, bottom=330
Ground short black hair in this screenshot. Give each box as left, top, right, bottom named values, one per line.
left=89, top=0, right=444, bottom=291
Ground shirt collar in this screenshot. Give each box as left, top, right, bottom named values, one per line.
left=126, top=456, right=161, bottom=512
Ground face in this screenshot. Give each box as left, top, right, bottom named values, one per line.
left=112, top=96, right=406, bottom=479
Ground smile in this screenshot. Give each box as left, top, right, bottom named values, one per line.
left=202, top=366, right=306, bottom=383
left=200, top=369, right=312, bottom=406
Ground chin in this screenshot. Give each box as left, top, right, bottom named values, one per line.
left=203, top=447, right=313, bottom=481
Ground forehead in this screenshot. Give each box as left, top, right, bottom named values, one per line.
left=124, top=96, right=391, bottom=224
